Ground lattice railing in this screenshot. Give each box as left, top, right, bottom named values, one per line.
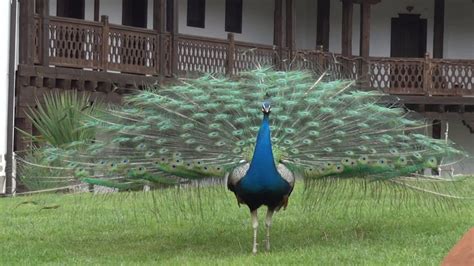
left=369, top=57, right=425, bottom=95
left=107, top=25, right=158, bottom=75
left=47, top=17, right=102, bottom=69
left=293, top=50, right=364, bottom=80
left=431, top=60, right=474, bottom=95
left=176, top=35, right=228, bottom=74
left=234, top=43, right=276, bottom=73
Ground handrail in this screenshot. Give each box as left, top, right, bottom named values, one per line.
left=32, top=15, right=474, bottom=96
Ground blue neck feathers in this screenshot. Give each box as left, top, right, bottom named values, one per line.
left=244, top=113, right=281, bottom=186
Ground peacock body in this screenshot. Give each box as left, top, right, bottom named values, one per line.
left=21, top=68, right=465, bottom=254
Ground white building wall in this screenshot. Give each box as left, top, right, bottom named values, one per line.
left=444, top=0, right=474, bottom=59
left=0, top=0, right=13, bottom=193
left=178, top=0, right=275, bottom=45
left=50, top=0, right=154, bottom=29
left=442, top=118, right=474, bottom=175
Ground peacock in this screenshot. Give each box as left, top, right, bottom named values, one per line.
left=20, top=67, right=466, bottom=254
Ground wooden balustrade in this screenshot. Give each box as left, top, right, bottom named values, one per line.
left=32, top=16, right=474, bottom=97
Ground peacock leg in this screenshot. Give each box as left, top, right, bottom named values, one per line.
left=251, top=209, right=259, bottom=254
left=265, top=208, right=274, bottom=251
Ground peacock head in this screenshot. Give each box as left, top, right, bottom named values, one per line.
left=261, top=101, right=271, bottom=115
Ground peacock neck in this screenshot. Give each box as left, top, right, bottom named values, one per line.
left=247, top=114, right=278, bottom=177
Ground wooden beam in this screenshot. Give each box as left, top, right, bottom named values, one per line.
left=273, top=0, right=283, bottom=47
left=341, top=0, right=353, bottom=56
left=359, top=1, right=371, bottom=58
left=19, top=0, right=35, bottom=65
left=433, top=0, right=444, bottom=58
left=316, top=0, right=330, bottom=50
left=94, top=0, right=100, bottom=21
left=285, top=0, right=294, bottom=49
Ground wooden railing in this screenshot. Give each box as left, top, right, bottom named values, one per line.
left=33, top=16, right=474, bottom=96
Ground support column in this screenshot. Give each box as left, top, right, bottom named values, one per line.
left=273, top=0, right=283, bottom=68
left=341, top=0, right=353, bottom=56
left=273, top=0, right=283, bottom=48
left=154, top=0, right=166, bottom=75
left=433, top=0, right=444, bottom=58
left=285, top=0, right=294, bottom=53
left=19, top=0, right=35, bottom=65
left=171, top=0, right=179, bottom=75
left=359, top=1, right=371, bottom=58
left=94, top=0, right=100, bottom=21
left=154, top=0, right=166, bottom=32
left=37, top=0, right=50, bottom=67
left=316, top=0, right=330, bottom=50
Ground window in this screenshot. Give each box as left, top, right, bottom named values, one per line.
left=187, top=0, right=205, bottom=28
left=57, top=0, right=85, bottom=19
left=225, top=0, right=242, bottom=33
left=122, top=0, right=148, bottom=28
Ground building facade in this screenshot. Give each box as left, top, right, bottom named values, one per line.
left=2, top=0, right=474, bottom=193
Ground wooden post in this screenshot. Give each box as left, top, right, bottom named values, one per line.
left=341, top=0, right=353, bottom=56
left=94, top=0, right=100, bottom=22
left=359, top=1, right=371, bottom=58
left=154, top=0, right=166, bottom=31
left=19, top=0, right=35, bottom=65
left=38, top=0, right=50, bottom=67
left=227, top=33, right=235, bottom=76
left=316, top=0, right=330, bottom=50
left=154, top=0, right=166, bottom=76
left=423, top=52, right=432, bottom=95
left=101, top=15, right=109, bottom=71
left=433, top=0, right=444, bottom=58
left=171, top=0, right=179, bottom=76
left=285, top=0, right=294, bottom=60
left=359, top=1, right=372, bottom=87
left=273, top=0, right=283, bottom=69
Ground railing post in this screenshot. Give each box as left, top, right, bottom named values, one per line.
left=226, top=33, right=235, bottom=76
left=423, top=52, right=432, bottom=95
left=101, top=15, right=109, bottom=71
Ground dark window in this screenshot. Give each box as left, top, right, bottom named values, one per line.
left=390, top=14, right=427, bottom=58
left=166, top=0, right=174, bottom=32
left=225, top=0, right=242, bottom=33
left=122, top=0, right=148, bottom=28
left=187, top=0, right=205, bottom=28
left=57, top=0, right=85, bottom=19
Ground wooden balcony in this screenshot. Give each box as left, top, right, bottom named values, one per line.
left=30, top=16, right=474, bottom=97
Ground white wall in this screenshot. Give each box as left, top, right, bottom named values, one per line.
left=50, top=0, right=154, bottom=29
left=444, top=0, right=474, bottom=59
left=441, top=118, right=474, bottom=175
left=0, top=0, right=12, bottom=192
left=294, top=0, right=316, bottom=49
left=178, top=0, right=275, bottom=45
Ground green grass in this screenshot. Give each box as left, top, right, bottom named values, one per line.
left=1, top=179, right=473, bottom=265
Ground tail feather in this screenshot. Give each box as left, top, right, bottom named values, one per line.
left=18, top=68, right=467, bottom=197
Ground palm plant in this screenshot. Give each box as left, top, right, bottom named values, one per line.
left=18, top=90, right=104, bottom=190
left=22, top=90, right=103, bottom=147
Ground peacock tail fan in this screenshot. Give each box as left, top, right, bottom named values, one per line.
left=18, top=67, right=469, bottom=208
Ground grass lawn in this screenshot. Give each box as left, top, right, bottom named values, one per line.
left=1, top=179, right=473, bottom=265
